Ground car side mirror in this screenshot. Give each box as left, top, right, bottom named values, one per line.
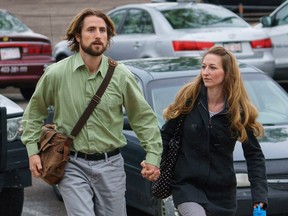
left=260, top=16, right=272, bottom=28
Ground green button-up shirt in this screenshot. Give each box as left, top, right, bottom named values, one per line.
left=21, top=53, right=162, bottom=167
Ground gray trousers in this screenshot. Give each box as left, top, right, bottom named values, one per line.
left=178, top=202, right=209, bottom=216
left=59, top=153, right=127, bottom=216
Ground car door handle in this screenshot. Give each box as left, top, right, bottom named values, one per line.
left=133, top=42, right=141, bottom=49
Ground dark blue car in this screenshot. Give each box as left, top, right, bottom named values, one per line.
left=121, top=56, right=288, bottom=216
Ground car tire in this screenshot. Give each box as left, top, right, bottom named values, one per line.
left=0, top=187, right=24, bottom=215
left=155, top=196, right=180, bottom=216
left=52, top=184, right=63, bottom=201
left=20, top=87, right=35, bottom=100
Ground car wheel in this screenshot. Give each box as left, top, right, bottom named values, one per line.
left=0, top=187, right=24, bottom=215
left=20, top=87, right=35, bottom=100
left=155, top=196, right=181, bottom=216
left=52, top=184, right=63, bottom=201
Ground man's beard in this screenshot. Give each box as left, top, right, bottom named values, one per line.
left=80, top=40, right=107, bottom=56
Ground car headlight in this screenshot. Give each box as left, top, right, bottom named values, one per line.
left=7, top=117, right=23, bottom=142
left=236, top=173, right=250, bottom=188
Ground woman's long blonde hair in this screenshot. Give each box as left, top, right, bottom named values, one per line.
left=163, top=46, right=264, bottom=142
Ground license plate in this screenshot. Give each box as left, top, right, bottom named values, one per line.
left=223, top=43, right=242, bottom=53
left=0, top=47, right=21, bottom=60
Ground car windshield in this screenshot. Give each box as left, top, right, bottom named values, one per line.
left=0, top=11, right=29, bottom=33
left=148, top=73, right=288, bottom=127
left=161, top=6, right=249, bottom=29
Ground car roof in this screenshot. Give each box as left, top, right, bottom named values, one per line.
left=122, top=56, right=264, bottom=81
left=111, top=2, right=227, bottom=11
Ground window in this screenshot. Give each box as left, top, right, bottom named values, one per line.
left=274, top=3, right=288, bottom=26
left=109, top=9, right=127, bottom=34
left=121, top=9, right=154, bottom=34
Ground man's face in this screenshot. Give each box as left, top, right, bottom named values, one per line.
left=76, top=15, right=108, bottom=56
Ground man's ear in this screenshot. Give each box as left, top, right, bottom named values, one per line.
left=75, top=33, right=80, bottom=43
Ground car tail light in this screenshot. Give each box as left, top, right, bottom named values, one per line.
left=250, top=38, right=272, bottom=49
left=0, top=43, right=52, bottom=55
left=173, top=41, right=214, bottom=51
left=22, top=44, right=52, bottom=55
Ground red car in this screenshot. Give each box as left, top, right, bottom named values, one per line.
left=0, top=9, right=55, bottom=100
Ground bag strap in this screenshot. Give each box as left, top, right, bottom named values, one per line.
left=67, top=58, right=117, bottom=141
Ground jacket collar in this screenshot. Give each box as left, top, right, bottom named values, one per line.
left=198, top=83, right=229, bottom=114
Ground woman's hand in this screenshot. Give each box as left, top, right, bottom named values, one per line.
left=253, top=202, right=266, bottom=209
left=140, top=160, right=160, bottom=182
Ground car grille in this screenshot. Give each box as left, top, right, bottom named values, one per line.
left=267, top=175, right=288, bottom=190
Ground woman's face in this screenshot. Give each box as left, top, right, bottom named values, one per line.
left=201, top=53, right=225, bottom=90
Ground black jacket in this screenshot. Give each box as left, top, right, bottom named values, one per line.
left=161, top=85, right=268, bottom=216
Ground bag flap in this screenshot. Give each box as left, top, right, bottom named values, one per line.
left=38, top=124, right=58, bottom=150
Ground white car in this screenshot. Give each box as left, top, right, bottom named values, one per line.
left=254, top=0, right=288, bottom=81
left=53, top=1, right=275, bottom=77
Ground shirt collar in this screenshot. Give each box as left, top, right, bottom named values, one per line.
left=72, top=53, right=108, bottom=78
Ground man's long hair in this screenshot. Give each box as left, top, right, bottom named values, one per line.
left=65, top=8, right=116, bottom=52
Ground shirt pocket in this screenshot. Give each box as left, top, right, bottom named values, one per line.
left=94, top=98, right=122, bottom=124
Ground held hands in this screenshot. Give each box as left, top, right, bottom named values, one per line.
left=140, top=160, right=160, bottom=182
left=29, top=154, right=43, bottom=177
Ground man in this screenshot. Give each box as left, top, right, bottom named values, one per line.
left=21, top=8, right=162, bottom=216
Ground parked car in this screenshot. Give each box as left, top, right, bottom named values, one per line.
left=254, top=0, right=288, bottom=81
left=53, top=56, right=288, bottom=216
left=53, top=1, right=275, bottom=77
left=0, top=9, right=55, bottom=100
left=0, top=94, right=31, bottom=215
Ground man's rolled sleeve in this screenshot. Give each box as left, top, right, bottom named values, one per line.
left=145, top=151, right=162, bottom=167
left=26, top=143, right=40, bottom=157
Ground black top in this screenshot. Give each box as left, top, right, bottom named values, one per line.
left=161, top=84, right=268, bottom=216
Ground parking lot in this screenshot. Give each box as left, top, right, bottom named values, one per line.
left=1, top=0, right=288, bottom=215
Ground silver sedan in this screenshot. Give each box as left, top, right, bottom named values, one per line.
left=53, top=1, right=275, bottom=77
left=254, top=0, right=288, bottom=81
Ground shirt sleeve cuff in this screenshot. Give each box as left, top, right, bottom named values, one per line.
left=145, top=152, right=161, bottom=168
left=26, top=143, right=40, bottom=157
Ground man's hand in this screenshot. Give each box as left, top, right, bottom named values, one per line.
left=140, top=160, right=160, bottom=182
left=29, top=154, right=43, bottom=177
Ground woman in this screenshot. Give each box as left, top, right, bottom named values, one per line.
left=161, top=46, right=268, bottom=216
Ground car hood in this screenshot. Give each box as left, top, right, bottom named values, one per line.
left=174, top=27, right=268, bottom=42
left=0, top=95, right=23, bottom=114
left=234, top=125, right=288, bottom=161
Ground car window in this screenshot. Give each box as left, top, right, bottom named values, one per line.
left=273, top=3, right=288, bottom=26
left=147, top=73, right=288, bottom=127
left=243, top=74, right=288, bottom=125
left=0, top=11, right=28, bottom=33
left=148, top=76, right=193, bottom=126
left=121, top=9, right=154, bottom=34
left=161, top=7, right=248, bottom=29
left=109, top=9, right=127, bottom=34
